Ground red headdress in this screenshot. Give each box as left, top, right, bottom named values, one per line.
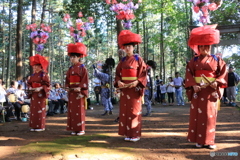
left=29, top=54, right=49, bottom=72
left=188, top=24, right=220, bottom=55
left=118, top=30, right=142, bottom=48
left=67, top=42, right=87, bottom=57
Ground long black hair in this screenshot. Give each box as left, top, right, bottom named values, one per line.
left=146, top=60, right=157, bottom=70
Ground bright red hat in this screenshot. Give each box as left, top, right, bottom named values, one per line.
left=188, top=24, right=220, bottom=55
left=67, top=42, right=87, bottom=57
left=118, top=30, right=142, bottom=48
left=29, top=54, right=49, bottom=72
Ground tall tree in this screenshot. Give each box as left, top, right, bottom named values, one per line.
left=16, top=0, right=23, bottom=80
left=0, top=1, right=6, bottom=79
left=30, top=0, right=36, bottom=74
left=40, top=0, right=47, bottom=24
left=6, top=0, right=12, bottom=87
left=160, top=0, right=165, bottom=80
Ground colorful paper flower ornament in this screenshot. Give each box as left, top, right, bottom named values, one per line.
left=106, top=0, right=142, bottom=29
left=63, top=12, right=94, bottom=43
left=188, top=0, right=222, bottom=25
left=26, top=23, right=52, bottom=53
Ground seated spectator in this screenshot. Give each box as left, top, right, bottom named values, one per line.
left=18, top=76, right=28, bottom=91
left=62, top=88, right=68, bottom=100
left=6, top=81, right=18, bottom=94
left=54, top=83, right=66, bottom=114
left=61, top=88, right=68, bottom=110
left=15, top=84, right=30, bottom=118
left=6, top=81, right=22, bottom=121
left=48, top=85, right=60, bottom=115
left=0, top=79, right=13, bottom=122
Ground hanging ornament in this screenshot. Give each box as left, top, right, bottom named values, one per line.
left=26, top=23, right=51, bottom=54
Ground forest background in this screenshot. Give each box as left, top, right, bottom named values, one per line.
left=0, top=0, right=239, bottom=96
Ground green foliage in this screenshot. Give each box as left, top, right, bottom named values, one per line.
left=223, top=53, right=240, bottom=69
left=0, top=0, right=239, bottom=86
left=211, top=0, right=240, bottom=25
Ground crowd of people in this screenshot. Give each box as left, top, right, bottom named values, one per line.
left=0, top=79, right=69, bottom=123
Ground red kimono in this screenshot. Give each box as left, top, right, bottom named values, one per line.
left=114, top=55, right=147, bottom=138
left=28, top=71, right=50, bottom=129
left=65, top=63, right=88, bottom=132
left=185, top=55, right=227, bottom=145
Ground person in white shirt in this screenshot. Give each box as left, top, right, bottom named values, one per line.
left=6, top=81, right=24, bottom=121
left=166, top=77, right=175, bottom=106
left=15, top=84, right=27, bottom=102
left=159, top=81, right=167, bottom=105
left=0, top=79, right=13, bottom=122
left=0, top=83, right=7, bottom=104
left=173, top=72, right=185, bottom=106
left=15, top=84, right=30, bottom=118
left=6, top=81, right=18, bottom=94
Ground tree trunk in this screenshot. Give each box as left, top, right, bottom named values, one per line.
left=136, top=21, right=140, bottom=55
left=143, top=17, right=147, bottom=61
left=30, top=0, right=37, bottom=74
left=185, top=0, right=192, bottom=59
left=48, top=10, right=53, bottom=80
left=116, top=19, right=123, bottom=49
left=40, top=0, right=47, bottom=24
left=6, top=0, right=12, bottom=87
left=22, top=19, right=26, bottom=77
left=107, top=18, right=109, bottom=58
left=16, top=0, right=23, bottom=81
left=159, top=1, right=164, bottom=81
left=146, top=26, right=149, bottom=61
left=0, top=3, right=4, bottom=79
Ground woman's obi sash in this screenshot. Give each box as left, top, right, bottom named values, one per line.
left=194, top=70, right=216, bottom=84
left=32, top=82, right=42, bottom=88
left=70, top=75, right=81, bottom=85
left=121, top=68, right=137, bottom=81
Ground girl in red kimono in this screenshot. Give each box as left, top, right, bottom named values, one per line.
left=28, top=54, right=50, bottom=132
left=114, top=30, right=147, bottom=142
left=65, top=42, right=89, bottom=136
left=185, top=25, right=227, bottom=149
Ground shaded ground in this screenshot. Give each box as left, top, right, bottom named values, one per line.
left=0, top=102, right=239, bottom=160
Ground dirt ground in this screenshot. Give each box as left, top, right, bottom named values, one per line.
left=0, top=101, right=239, bottom=160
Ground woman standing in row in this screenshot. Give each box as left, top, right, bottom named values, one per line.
left=185, top=25, right=227, bottom=149
left=114, top=30, right=147, bottom=142
left=65, top=42, right=89, bottom=136
left=28, top=54, right=50, bottom=132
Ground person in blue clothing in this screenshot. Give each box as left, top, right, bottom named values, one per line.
left=47, top=85, right=60, bottom=116
left=155, top=76, right=161, bottom=103
left=54, top=83, right=66, bottom=113
left=93, top=58, right=115, bottom=116
left=143, top=60, right=156, bottom=116
left=173, top=72, right=185, bottom=106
